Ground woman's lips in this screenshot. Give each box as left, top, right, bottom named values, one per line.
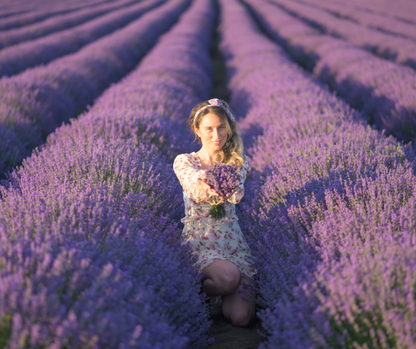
left=212, top=140, right=221, bottom=145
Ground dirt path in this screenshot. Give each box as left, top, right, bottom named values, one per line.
left=206, top=300, right=266, bottom=349
left=205, top=6, right=267, bottom=349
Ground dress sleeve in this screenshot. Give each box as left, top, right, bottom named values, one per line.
left=227, top=155, right=251, bottom=204
left=173, top=154, right=211, bottom=203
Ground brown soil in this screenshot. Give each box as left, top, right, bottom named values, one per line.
left=206, top=299, right=266, bottom=349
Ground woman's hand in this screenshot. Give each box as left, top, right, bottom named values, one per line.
left=199, top=179, right=217, bottom=197
left=218, top=189, right=234, bottom=202
left=200, top=178, right=234, bottom=202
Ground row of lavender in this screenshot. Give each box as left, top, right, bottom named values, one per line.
left=0, top=0, right=216, bottom=346
left=243, top=0, right=416, bottom=144
left=219, top=0, right=416, bottom=347
left=269, top=0, right=416, bottom=70
left=338, top=0, right=416, bottom=26
left=0, top=0, right=163, bottom=78
left=0, top=0, right=110, bottom=29
left=0, top=0, right=139, bottom=49
left=0, top=0, right=174, bottom=178
left=296, top=0, right=416, bottom=41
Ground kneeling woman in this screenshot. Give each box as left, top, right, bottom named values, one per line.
left=173, top=98, right=256, bottom=327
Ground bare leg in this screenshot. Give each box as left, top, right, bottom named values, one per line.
left=222, top=276, right=256, bottom=327
left=201, top=259, right=241, bottom=297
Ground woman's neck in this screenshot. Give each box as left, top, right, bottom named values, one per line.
left=196, top=147, right=219, bottom=164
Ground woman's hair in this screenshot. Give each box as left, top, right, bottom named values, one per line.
left=188, top=100, right=244, bottom=167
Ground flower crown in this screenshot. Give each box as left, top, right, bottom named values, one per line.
left=194, top=98, right=236, bottom=124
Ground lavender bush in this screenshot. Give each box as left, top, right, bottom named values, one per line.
left=218, top=0, right=416, bottom=347
left=260, top=168, right=416, bottom=348
left=0, top=0, right=139, bottom=49
left=0, top=228, right=192, bottom=348
left=0, top=0, right=217, bottom=346
left=0, top=0, right=186, bottom=178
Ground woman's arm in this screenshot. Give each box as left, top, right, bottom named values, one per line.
left=173, top=154, right=213, bottom=203
left=227, top=155, right=251, bottom=204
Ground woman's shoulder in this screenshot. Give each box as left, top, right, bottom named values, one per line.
left=174, top=152, right=196, bottom=161
left=242, top=154, right=250, bottom=165
left=174, top=152, right=198, bottom=167
left=242, top=154, right=251, bottom=172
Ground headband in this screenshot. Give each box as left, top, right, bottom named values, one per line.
left=194, top=98, right=236, bottom=124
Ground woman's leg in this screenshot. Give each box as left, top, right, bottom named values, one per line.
left=201, top=259, right=241, bottom=297
left=222, top=276, right=256, bottom=327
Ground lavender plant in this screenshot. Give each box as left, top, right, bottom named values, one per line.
left=0, top=224, right=194, bottom=348
left=205, top=163, right=241, bottom=219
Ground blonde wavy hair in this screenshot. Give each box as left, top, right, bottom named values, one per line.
left=189, top=100, right=244, bottom=167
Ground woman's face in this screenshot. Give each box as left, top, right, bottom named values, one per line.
left=195, top=112, right=228, bottom=152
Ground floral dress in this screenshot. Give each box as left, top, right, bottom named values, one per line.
left=173, top=152, right=257, bottom=279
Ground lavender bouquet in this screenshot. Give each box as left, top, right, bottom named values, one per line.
left=205, top=163, right=241, bottom=219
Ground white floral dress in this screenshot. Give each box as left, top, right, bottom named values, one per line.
left=173, top=152, right=257, bottom=279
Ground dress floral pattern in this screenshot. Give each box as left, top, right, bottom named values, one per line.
left=173, top=152, right=257, bottom=279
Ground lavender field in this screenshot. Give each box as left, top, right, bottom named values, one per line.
left=0, top=0, right=415, bottom=347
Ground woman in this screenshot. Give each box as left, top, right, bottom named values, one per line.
left=173, top=98, right=256, bottom=327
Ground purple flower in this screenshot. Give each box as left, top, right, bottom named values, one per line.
left=205, top=163, right=242, bottom=197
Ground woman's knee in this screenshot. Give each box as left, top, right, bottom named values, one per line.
left=230, top=309, right=254, bottom=327
left=203, top=260, right=241, bottom=294
left=218, top=264, right=241, bottom=294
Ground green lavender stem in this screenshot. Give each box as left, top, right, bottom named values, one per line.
left=210, top=203, right=226, bottom=219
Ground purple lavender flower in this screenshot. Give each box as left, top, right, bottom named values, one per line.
left=205, top=163, right=242, bottom=197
